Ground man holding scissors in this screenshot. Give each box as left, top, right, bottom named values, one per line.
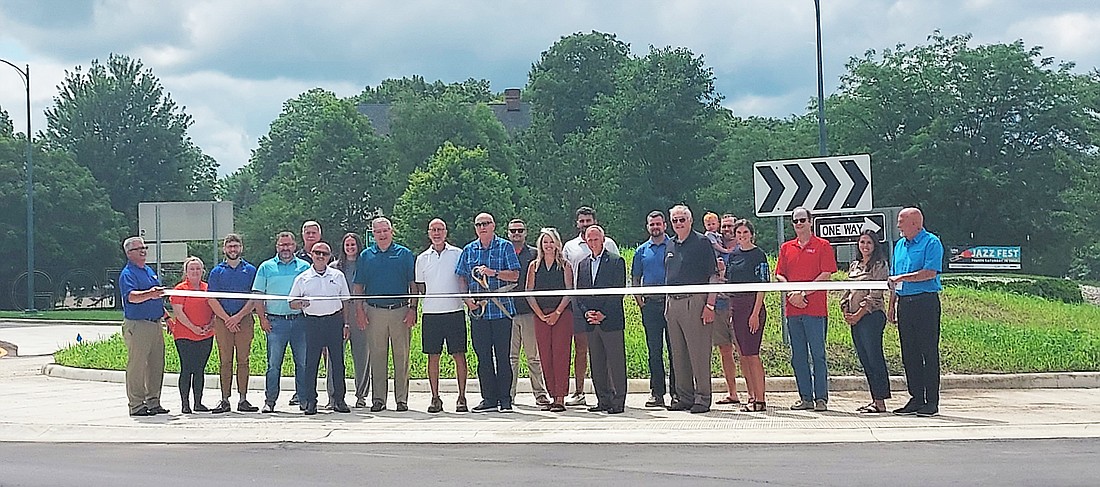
left=456, top=213, right=521, bottom=413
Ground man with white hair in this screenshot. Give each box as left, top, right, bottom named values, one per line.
left=119, top=236, right=168, bottom=417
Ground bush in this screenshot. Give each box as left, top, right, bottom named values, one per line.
left=944, top=274, right=1083, bottom=304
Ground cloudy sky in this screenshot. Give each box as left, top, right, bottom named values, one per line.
left=2, top=0, right=1098, bottom=176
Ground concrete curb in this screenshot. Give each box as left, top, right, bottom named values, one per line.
left=41, top=363, right=1100, bottom=393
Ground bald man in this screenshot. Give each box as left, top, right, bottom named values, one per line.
left=888, top=207, right=944, bottom=417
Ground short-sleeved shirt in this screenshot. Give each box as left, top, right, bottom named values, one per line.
left=456, top=236, right=521, bottom=320
left=776, top=235, right=837, bottom=317
left=354, top=242, right=416, bottom=307
left=253, top=256, right=311, bottom=316
left=416, top=244, right=465, bottom=314
left=892, top=228, right=944, bottom=296
left=725, top=246, right=770, bottom=285
left=632, top=237, right=668, bottom=287
left=664, top=231, right=717, bottom=286
left=169, top=280, right=214, bottom=341
left=119, top=262, right=164, bottom=321
left=513, top=244, right=537, bottom=315
left=288, top=266, right=349, bottom=317
left=563, top=234, right=620, bottom=283
left=207, top=259, right=256, bottom=315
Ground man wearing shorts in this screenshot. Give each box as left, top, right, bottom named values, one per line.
left=415, top=218, right=470, bottom=413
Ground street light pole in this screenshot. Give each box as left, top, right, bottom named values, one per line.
left=1, top=59, right=35, bottom=313
left=814, top=0, right=828, bottom=157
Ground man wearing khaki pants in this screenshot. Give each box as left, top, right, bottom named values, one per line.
left=119, top=236, right=168, bottom=417
left=207, top=233, right=259, bottom=413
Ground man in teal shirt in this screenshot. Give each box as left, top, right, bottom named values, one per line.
left=888, top=207, right=944, bottom=417
left=253, top=231, right=311, bottom=413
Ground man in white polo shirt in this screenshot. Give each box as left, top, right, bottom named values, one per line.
left=289, top=241, right=351, bottom=416
left=416, top=218, right=470, bottom=413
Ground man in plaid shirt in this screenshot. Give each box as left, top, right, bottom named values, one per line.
left=456, top=212, right=521, bottom=412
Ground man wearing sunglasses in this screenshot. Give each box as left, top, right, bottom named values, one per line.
left=289, top=241, right=352, bottom=415
left=119, top=236, right=168, bottom=417
left=506, top=218, right=551, bottom=408
left=775, top=207, right=837, bottom=412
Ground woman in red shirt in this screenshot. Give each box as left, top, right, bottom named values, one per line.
left=169, top=256, right=215, bottom=414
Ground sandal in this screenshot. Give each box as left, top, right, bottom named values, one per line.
left=716, top=396, right=741, bottom=405
left=741, top=401, right=766, bottom=412
left=857, top=402, right=886, bottom=414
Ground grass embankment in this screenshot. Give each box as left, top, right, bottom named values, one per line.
left=0, top=309, right=123, bottom=321
left=52, top=286, right=1100, bottom=378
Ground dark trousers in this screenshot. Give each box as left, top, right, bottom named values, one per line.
left=897, top=293, right=941, bottom=407
left=641, top=298, right=675, bottom=397
left=303, top=313, right=346, bottom=406
left=175, top=337, right=213, bottom=404
left=471, top=318, right=513, bottom=407
left=589, top=326, right=627, bottom=410
left=850, top=310, right=891, bottom=400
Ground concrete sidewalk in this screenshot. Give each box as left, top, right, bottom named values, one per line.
left=3, top=355, right=1100, bottom=444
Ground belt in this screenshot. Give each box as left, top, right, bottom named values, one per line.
left=368, top=302, right=408, bottom=310
left=898, top=292, right=938, bottom=302
left=668, top=293, right=694, bottom=300
left=265, top=313, right=301, bottom=320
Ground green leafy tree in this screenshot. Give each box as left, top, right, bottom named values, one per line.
left=392, top=143, right=518, bottom=249
left=357, top=76, right=493, bottom=104
left=42, top=54, right=216, bottom=224
left=830, top=33, right=1094, bottom=275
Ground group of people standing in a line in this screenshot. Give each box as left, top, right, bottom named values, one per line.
left=118, top=204, right=943, bottom=419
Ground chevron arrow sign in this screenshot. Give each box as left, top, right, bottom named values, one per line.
left=753, top=154, right=873, bottom=217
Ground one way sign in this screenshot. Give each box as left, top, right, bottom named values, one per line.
left=753, top=154, right=873, bottom=217
left=814, top=213, right=888, bottom=245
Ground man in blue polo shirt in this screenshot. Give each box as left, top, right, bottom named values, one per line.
left=119, top=236, right=168, bottom=417
left=888, top=207, right=945, bottom=417
left=631, top=210, right=676, bottom=408
left=354, top=217, right=417, bottom=412
left=206, top=233, right=259, bottom=414
left=253, top=231, right=311, bottom=413
left=457, top=212, right=522, bottom=413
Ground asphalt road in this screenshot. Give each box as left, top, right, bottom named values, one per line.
left=2, top=439, right=1097, bottom=486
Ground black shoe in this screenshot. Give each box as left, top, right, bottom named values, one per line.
left=644, top=395, right=666, bottom=408
left=471, top=401, right=496, bottom=413
left=666, top=401, right=691, bottom=411
left=456, top=396, right=469, bottom=413
left=689, top=404, right=710, bottom=414
left=193, top=403, right=209, bottom=413
left=607, top=406, right=625, bottom=414
left=370, top=400, right=386, bottom=412
left=427, top=397, right=444, bottom=414
left=587, top=405, right=608, bottom=412
left=333, top=400, right=351, bottom=413
left=915, top=405, right=939, bottom=417
left=180, top=402, right=193, bottom=414
left=289, top=394, right=299, bottom=406
left=322, top=402, right=334, bottom=411
left=261, top=402, right=276, bottom=413
left=893, top=400, right=925, bottom=416
left=130, top=407, right=154, bottom=417
left=148, top=406, right=170, bottom=415
left=304, top=402, right=318, bottom=415
left=354, top=397, right=368, bottom=409
left=211, top=400, right=231, bottom=414
left=396, top=402, right=409, bottom=412
left=238, top=399, right=259, bottom=413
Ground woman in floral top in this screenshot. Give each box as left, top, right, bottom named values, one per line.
left=840, top=230, right=891, bottom=413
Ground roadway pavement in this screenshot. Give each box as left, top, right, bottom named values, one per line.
left=3, top=319, right=1100, bottom=445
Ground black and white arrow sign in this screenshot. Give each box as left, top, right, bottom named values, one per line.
left=753, top=154, right=872, bottom=217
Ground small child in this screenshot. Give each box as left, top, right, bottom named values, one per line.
left=703, top=212, right=734, bottom=256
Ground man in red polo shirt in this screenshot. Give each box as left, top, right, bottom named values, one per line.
left=775, top=207, right=837, bottom=412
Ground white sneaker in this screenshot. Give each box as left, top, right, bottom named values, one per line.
left=565, top=392, right=586, bottom=406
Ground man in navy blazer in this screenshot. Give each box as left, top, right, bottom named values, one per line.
left=576, top=225, right=627, bottom=414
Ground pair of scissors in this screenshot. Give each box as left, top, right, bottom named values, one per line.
left=469, top=267, right=516, bottom=319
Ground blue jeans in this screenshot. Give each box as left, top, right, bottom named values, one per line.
left=851, top=310, right=891, bottom=400
left=641, top=298, right=674, bottom=397
left=265, top=315, right=307, bottom=405
left=471, top=317, right=513, bottom=407
left=787, top=314, right=829, bottom=402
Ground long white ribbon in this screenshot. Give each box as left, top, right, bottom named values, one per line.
left=163, top=280, right=889, bottom=301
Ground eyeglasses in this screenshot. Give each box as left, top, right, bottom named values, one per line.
left=792, top=218, right=809, bottom=224
left=311, top=251, right=330, bottom=257
left=127, top=246, right=148, bottom=252
left=474, top=221, right=493, bottom=227
left=670, top=217, right=687, bottom=224
left=508, top=228, right=526, bottom=234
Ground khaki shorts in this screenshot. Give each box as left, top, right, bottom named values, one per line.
left=711, top=307, right=734, bottom=346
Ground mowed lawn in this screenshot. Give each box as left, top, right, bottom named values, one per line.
left=52, top=286, right=1100, bottom=378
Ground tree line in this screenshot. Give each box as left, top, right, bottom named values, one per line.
left=2, top=30, right=1099, bottom=308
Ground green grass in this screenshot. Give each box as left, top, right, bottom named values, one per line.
left=53, top=286, right=1100, bottom=377
left=0, top=309, right=123, bottom=321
